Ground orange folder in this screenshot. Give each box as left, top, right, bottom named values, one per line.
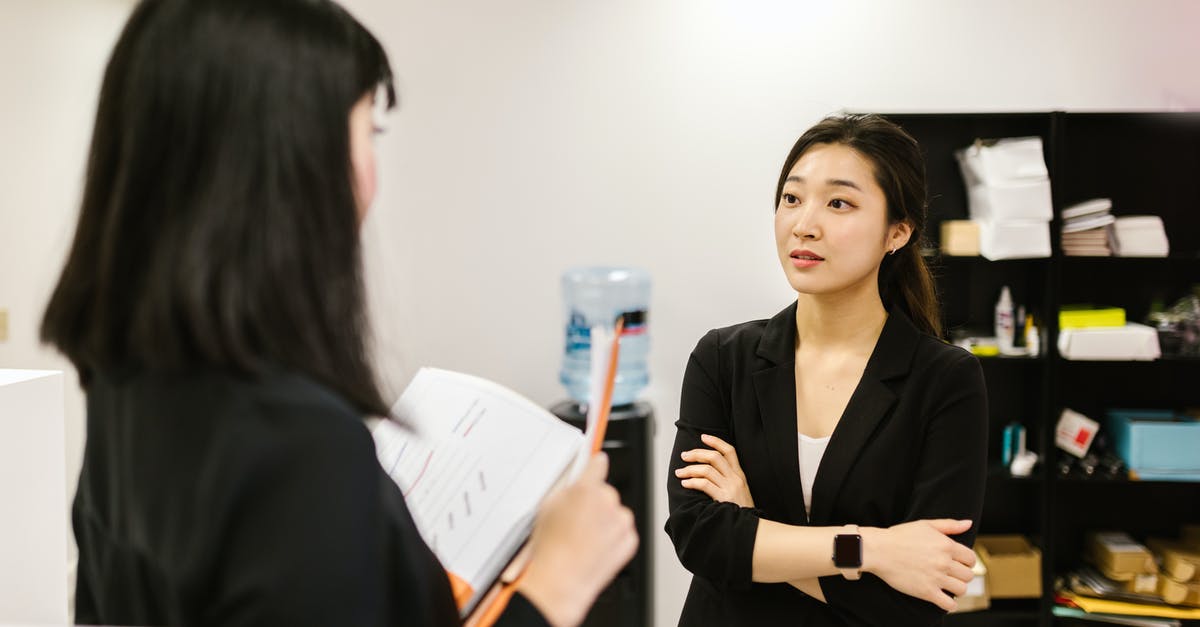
left=461, top=317, right=624, bottom=626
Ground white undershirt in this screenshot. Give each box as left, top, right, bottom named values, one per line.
left=798, top=433, right=831, bottom=518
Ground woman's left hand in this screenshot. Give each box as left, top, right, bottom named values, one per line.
left=676, top=434, right=755, bottom=508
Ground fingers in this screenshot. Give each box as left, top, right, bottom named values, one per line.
left=942, top=575, right=969, bottom=598
left=679, top=477, right=720, bottom=501
left=582, top=452, right=609, bottom=483
left=931, top=590, right=957, bottom=613
left=951, top=542, right=976, bottom=568
left=675, top=464, right=719, bottom=481
left=947, top=559, right=974, bottom=584
left=681, top=448, right=733, bottom=478
left=927, top=518, right=973, bottom=536
left=700, top=434, right=741, bottom=468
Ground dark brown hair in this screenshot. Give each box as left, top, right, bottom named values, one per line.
left=774, top=114, right=942, bottom=338
left=41, top=0, right=395, bottom=415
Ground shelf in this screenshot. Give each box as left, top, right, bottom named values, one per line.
left=989, top=466, right=1042, bottom=483
left=1059, top=253, right=1200, bottom=263
left=978, top=355, right=1046, bottom=363
left=945, top=599, right=1041, bottom=625
left=884, top=111, right=1200, bottom=627
left=929, top=254, right=1051, bottom=265
left=1053, top=476, right=1200, bottom=487
left=1057, top=357, right=1200, bottom=365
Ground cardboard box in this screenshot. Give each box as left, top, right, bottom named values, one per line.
left=940, top=220, right=981, bottom=257
left=1147, top=538, right=1200, bottom=583
left=1088, top=532, right=1157, bottom=577
left=950, top=550, right=990, bottom=613
left=1154, top=577, right=1200, bottom=608
left=976, top=535, right=1042, bottom=598
left=1123, top=572, right=1160, bottom=595
left=1057, top=323, right=1162, bottom=361
left=1184, top=580, right=1200, bottom=607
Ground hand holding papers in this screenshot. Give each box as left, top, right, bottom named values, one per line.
left=373, top=318, right=628, bottom=625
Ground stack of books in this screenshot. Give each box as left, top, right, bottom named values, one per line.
left=1062, top=198, right=1115, bottom=256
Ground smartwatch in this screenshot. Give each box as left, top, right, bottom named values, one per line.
left=832, top=524, right=863, bottom=580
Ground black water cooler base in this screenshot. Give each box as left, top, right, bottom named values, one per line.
left=550, top=401, right=654, bottom=627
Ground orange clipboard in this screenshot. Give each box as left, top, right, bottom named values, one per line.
left=459, top=316, right=624, bottom=627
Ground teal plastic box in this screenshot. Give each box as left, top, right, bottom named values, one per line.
left=1107, top=409, right=1200, bottom=478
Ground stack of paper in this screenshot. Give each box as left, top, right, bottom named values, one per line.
left=956, top=137, right=1052, bottom=260
left=1062, top=199, right=1116, bottom=256
left=1112, top=216, right=1170, bottom=257
left=1060, top=305, right=1127, bottom=330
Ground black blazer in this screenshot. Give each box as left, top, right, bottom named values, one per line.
left=73, top=367, right=548, bottom=627
left=665, top=303, right=988, bottom=627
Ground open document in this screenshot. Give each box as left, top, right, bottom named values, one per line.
left=372, top=368, right=585, bottom=614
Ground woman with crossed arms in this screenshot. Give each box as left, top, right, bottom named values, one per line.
left=666, top=114, right=988, bottom=626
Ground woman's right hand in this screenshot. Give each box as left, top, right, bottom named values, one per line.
left=518, top=453, right=638, bottom=627
left=861, top=519, right=977, bottom=612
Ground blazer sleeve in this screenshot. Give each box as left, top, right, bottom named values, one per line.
left=664, top=329, right=763, bottom=590
left=496, top=594, right=551, bottom=627
left=204, top=415, right=393, bottom=626
left=818, top=350, right=989, bottom=627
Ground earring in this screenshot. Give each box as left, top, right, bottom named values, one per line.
left=889, top=246, right=897, bottom=255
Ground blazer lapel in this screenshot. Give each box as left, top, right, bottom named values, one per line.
left=752, top=302, right=809, bottom=525
left=808, top=309, right=921, bottom=525
left=807, top=378, right=896, bottom=524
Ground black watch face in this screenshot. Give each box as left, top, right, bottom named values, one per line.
left=833, top=534, right=863, bottom=568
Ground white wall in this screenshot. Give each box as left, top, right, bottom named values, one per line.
left=2, top=1, right=1198, bottom=625
left=345, top=2, right=1200, bottom=626
left=0, top=0, right=136, bottom=614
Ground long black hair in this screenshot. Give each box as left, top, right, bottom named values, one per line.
left=775, top=114, right=942, bottom=338
left=41, top=0, right=395, bottom=415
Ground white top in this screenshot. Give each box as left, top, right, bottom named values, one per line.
left=798, top=433, right=831, bottom=518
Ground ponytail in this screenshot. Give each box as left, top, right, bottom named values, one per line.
left=881, top=245, right=941, bottom=338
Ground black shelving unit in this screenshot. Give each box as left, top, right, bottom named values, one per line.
left=877, top=112, right=1200, bottom=627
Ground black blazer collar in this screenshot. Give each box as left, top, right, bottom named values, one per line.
left=751, top=300, right=922, bottom=524
left=754, top=300, right=920, bottom=380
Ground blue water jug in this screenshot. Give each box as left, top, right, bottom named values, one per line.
left=560, top=267, right=650, bottom=406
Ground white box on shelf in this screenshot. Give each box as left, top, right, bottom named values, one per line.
left=956, top=137, right=1049, bottom=185
left=967, top=180, right=1054, bottom=222
left=1057, top=323, right=1162, bottom=361
left=0, top=369, right=69, bottom=625
left=1112, top=215, right=1170, bottom=257
left=978, top=220, right=1052, bottom=260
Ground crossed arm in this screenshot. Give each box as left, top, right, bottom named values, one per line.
left=664, top=332, right=988, bottom=625
left=676, top=434, right=975, bottom=610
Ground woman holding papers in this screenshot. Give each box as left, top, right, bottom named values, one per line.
left=41, top=1, right=634, bottom=626
left=666, top=115, right=988, bottom=626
